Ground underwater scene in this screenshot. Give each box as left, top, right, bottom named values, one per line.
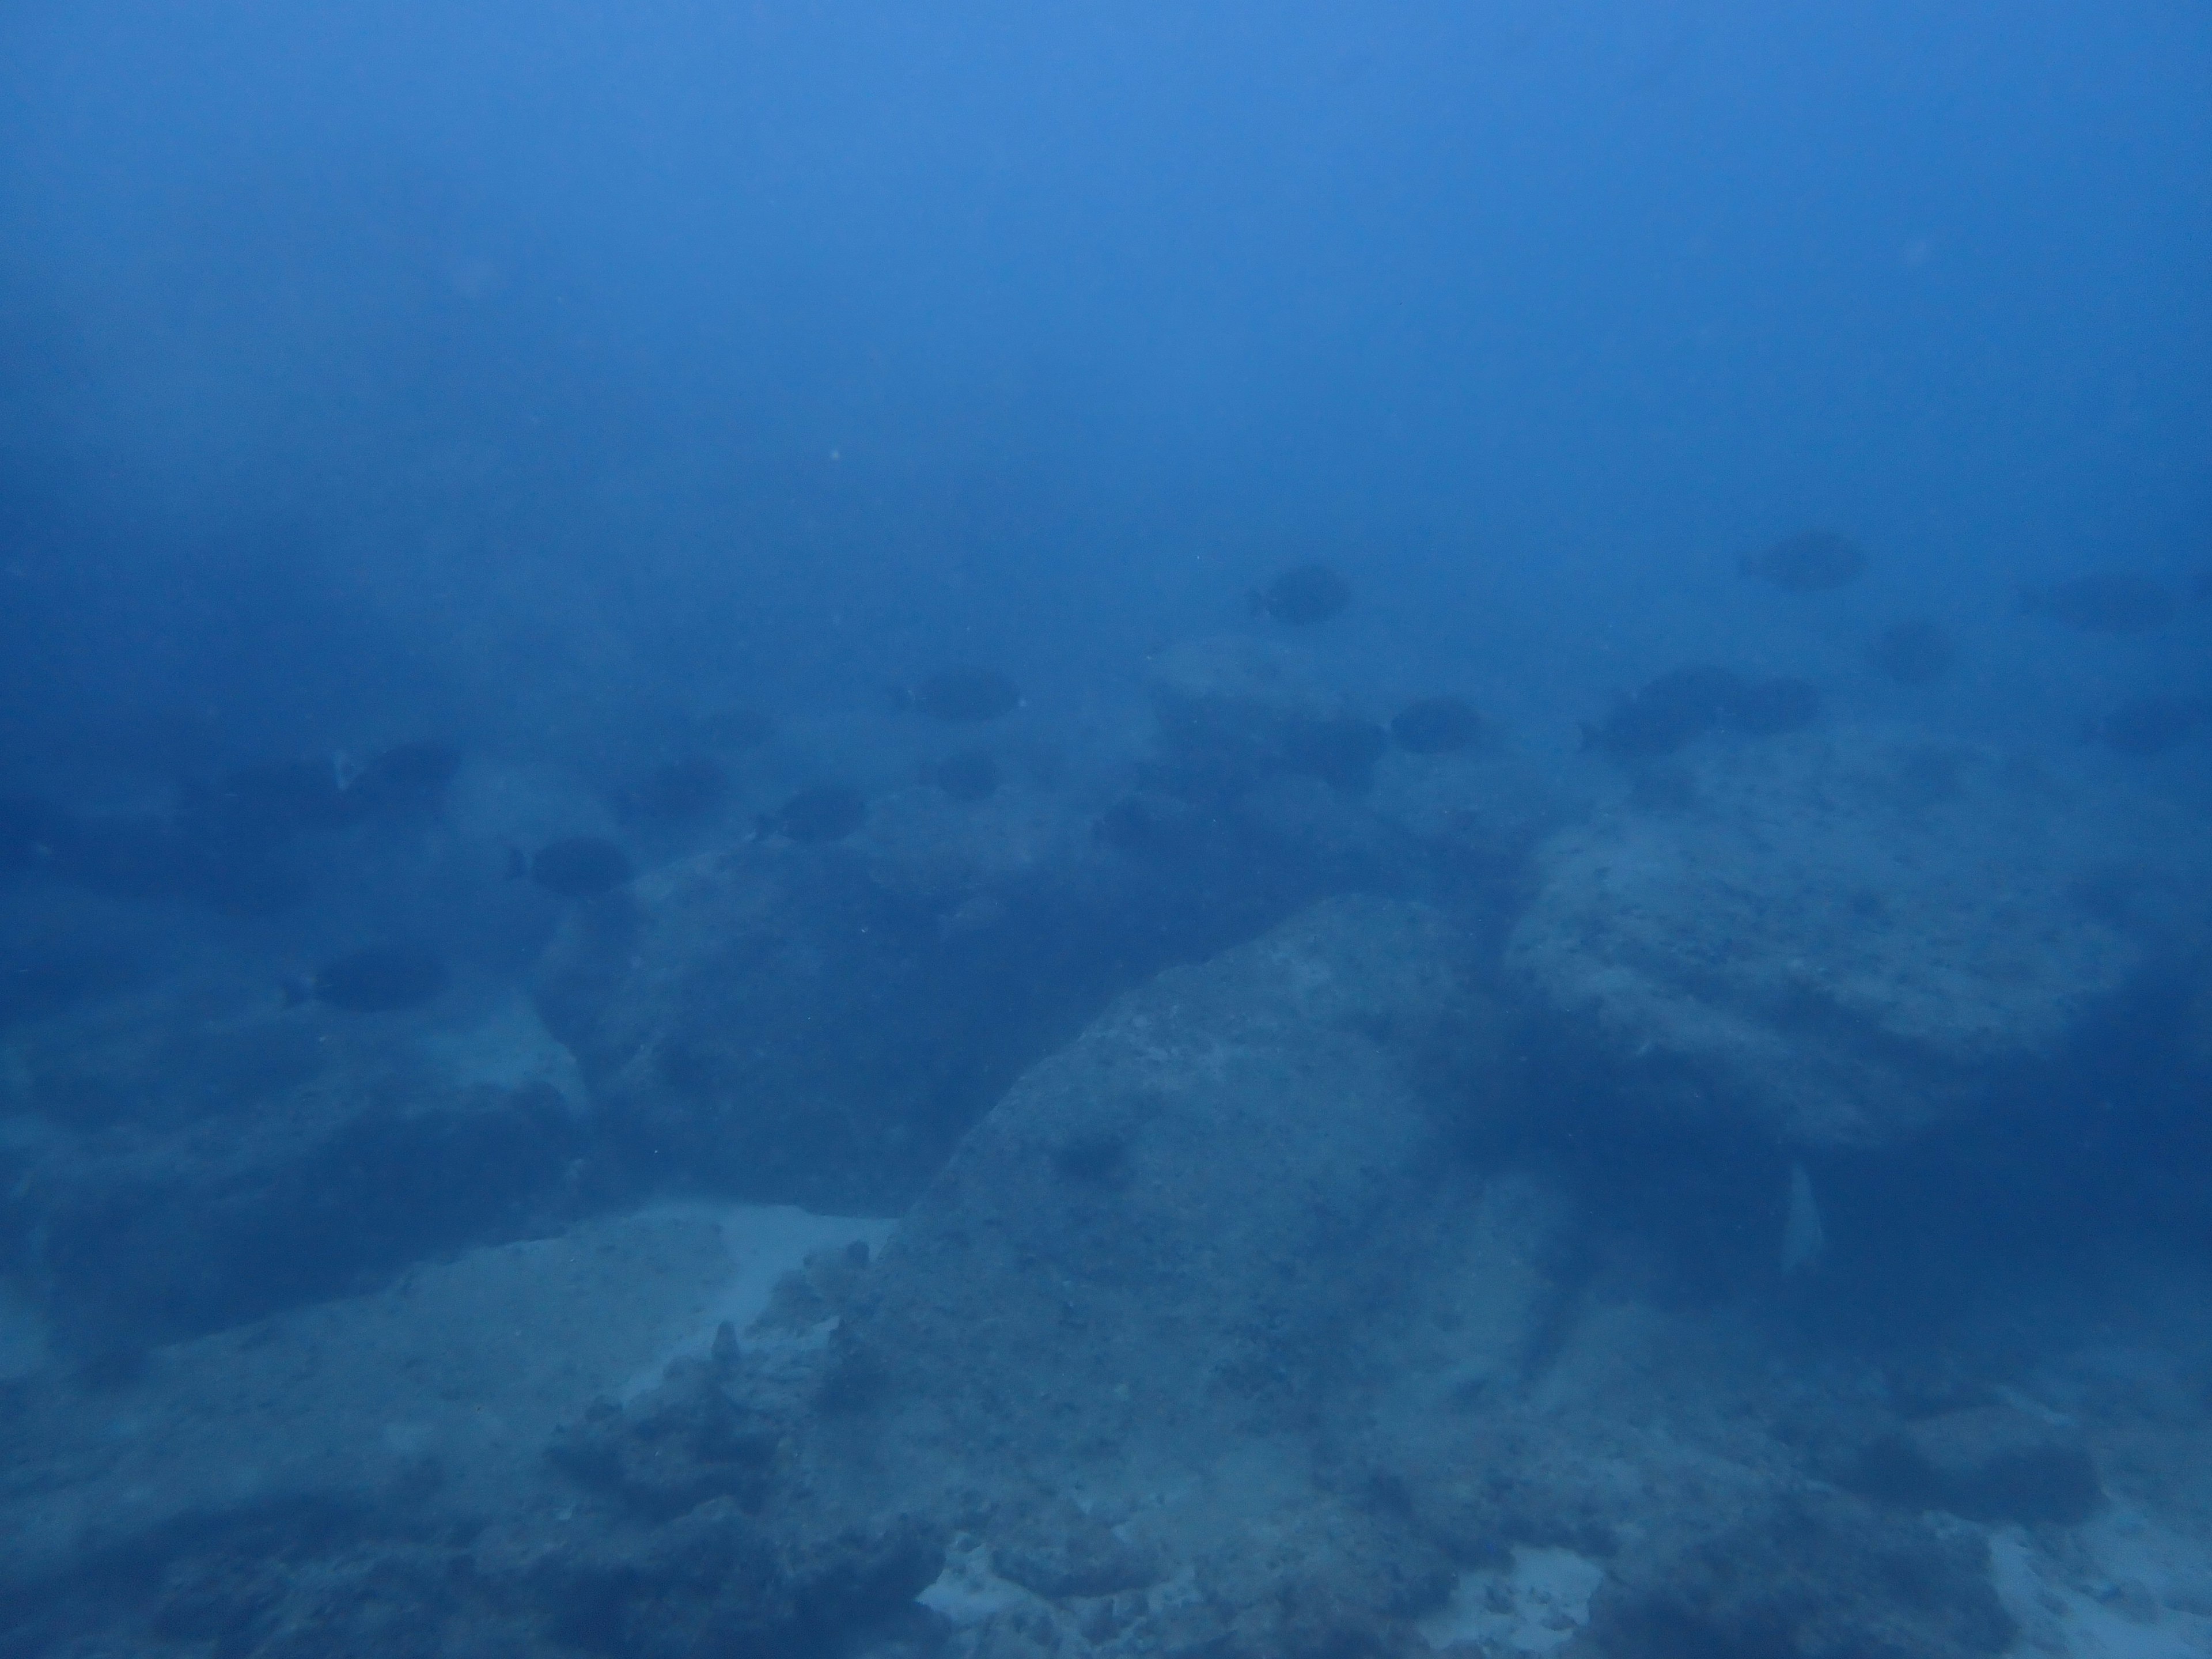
left=2, top=3, right=2210, bottom=1655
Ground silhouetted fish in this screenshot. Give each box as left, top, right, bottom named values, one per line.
left=1865, top=620, right=1956, bottom=687
left=2084, top=695, right=2211, bottom=756
left=512, top=836, right=634, bottom=898
left=2021, top=573, right=2176, bottom=634
left=930, top=749, right=1001, bottom=803
left=895, top=668, right=1021, bottom=722
left=1740, top=531, right=1867, bottom=592
left=293, top=944, right=449, bottom=1013
left=1248, top=563, right=1351, bottom=625
left=759, top=783, right=866, bottom=843
left=1389, top=696, right=1490, bottom=755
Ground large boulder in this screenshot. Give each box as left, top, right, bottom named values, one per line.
left=1508, top=730, right=2162, bottom=1145
left=532, top=777, right=1316, bottom=1214
left=774, top=895, right=1565, bottom=1656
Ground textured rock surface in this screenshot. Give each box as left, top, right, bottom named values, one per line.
left=1509, top=730, right=2154, bottom=1145
left=806, top=894, right=1508, bottom=1482
left=5, top=891, right=2206, bottom=1658
left=776, top=893, right=1558, bottom=1657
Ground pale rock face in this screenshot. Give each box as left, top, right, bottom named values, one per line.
left=1508, top=729, right=2168, bottom=1146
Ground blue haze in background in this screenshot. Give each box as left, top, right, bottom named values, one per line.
left=3, top=1, right=2205, bottom=780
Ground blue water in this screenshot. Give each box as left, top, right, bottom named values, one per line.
left=6, top=2, right=2205, bottom=768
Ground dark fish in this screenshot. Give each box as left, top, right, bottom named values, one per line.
left=622, top=756, right=729, bottom=822
left=896, top=668, right=1021, bottom=722
left=930, top=749, right=1001, bottom=803
left=1740, top=531, right=1868, bottom=593
left=2084, top=695, right=2211, bottom=756
left=1722, top=677, right=1821, bottom=738
left=2021, top=573, right=2177, bottom=634
left=514, top=835, right=635, bottom=899
left=296, top=944, right=449, bottom=1013
left=1248, top=563, right=1351, bottom=625
left=346, top=740, right=461, bottom=815
left=1389, top=696, right=1491, bottom=755
left=1582, top=665, right=1747, bottom=760
left=759, top=783, right=866, bottom=843
left=1865, top=620, right=1956, bottom=687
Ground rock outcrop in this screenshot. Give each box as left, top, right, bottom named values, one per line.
left=1509, top=731, right=2156, bottom=1145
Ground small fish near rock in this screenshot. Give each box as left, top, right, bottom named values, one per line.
left=1389, top=696, right=1493, bottom=755
left=759, top=783, right=867, bottom=844
left=1865, top=620, right=1956, bottom=687
left=1740, top=530, right=1868, bottom=593
left=2082, top=695, right=2211, bottom=757
left=2020, top=572, right=2177, bottom=634
left=289, top=944, right=449, bottom=1013
left=511, top=835, right=635, bottom=899
left=1248, top=562, right=1351, bottom=626
left=894, top=668, right=1021, bottom=722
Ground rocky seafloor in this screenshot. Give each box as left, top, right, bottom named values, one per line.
left=3, top=638, right=2211, bottom=1658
